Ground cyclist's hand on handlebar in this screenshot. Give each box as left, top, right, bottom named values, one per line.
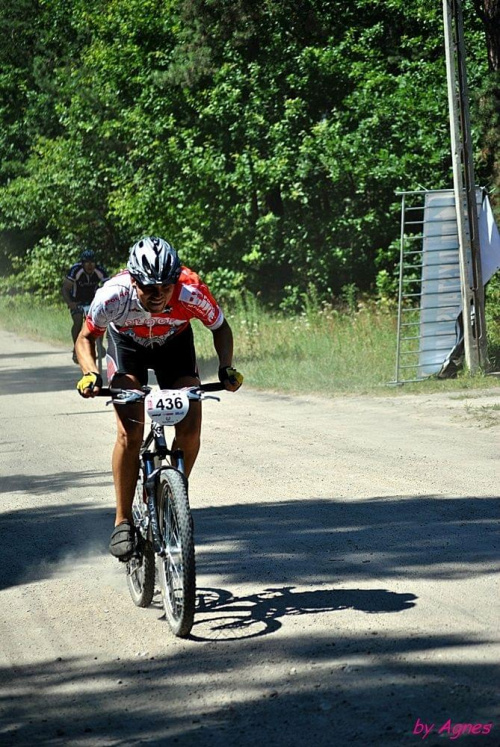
left=77, top=372, right=102, bottom=398
left=218, top=365, right=244, bottom=392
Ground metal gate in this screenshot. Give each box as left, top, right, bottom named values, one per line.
left=393, top=189, right=464, bottom=384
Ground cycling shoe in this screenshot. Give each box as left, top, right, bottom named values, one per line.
left=109, top=520, right=135, bottom=561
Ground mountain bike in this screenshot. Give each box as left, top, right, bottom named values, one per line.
left=99, top=383, right=223, bottom=638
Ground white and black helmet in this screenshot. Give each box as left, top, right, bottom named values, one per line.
left=127, top=236, right=182, bottom=285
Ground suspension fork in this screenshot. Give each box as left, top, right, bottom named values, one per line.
left=142, top=452, right=165, bottom=556
left=142, top=424, right=188, bottom=556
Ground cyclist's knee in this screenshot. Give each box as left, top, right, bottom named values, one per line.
left=176, top=419, right=201, bottom=449
left=115, top=423, right=143, bottom=452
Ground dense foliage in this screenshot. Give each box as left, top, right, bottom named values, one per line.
left=0, top=0, right=498, bottom=306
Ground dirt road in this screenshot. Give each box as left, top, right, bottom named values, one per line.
left=0, top=329, right=498, bottom=746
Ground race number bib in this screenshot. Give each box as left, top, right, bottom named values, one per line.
left=145, top=389, right=190, bottom=426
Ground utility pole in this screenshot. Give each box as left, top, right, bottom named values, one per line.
left=442, top=0, right=488, bottom=372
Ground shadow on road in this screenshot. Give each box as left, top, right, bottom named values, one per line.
left=0, top=350, right=67, bottom=360
left=0, top=469, right=110, bottom=497
left=1, top=491, right=497, bottom=594
left=0, top=364, right=77, bottom=395
left=0, top=491, right=498, bottom=744
left=1, top=636, right=498, bottom=746
left=1, top=475, right=112, bottom=590
left=193, top=494, right=500, bottom=585
left=192, top=585, right=417, bottom=641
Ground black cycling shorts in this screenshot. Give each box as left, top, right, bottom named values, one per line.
left=106, top=325, right=199, bottom=388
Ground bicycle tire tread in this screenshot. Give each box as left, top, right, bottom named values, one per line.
left=126, top=538, right=155, bottom=607
left=157, top=469, right=196, bottom=637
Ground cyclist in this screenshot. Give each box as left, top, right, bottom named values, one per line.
left=62, top=249, right=109, bottom=363
left=74, top=236, right=243, bottom=561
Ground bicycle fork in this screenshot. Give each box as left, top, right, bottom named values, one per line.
left=143, top=461, right=186, bottom=558
left=142, top=424, right=188, bottom=558
left=142, top=453, right=166, bottom=557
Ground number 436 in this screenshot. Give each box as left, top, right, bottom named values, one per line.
left=155, top=397, right=183, bottom=410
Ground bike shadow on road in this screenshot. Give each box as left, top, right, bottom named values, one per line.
left=190, top=585, right=417, bottom=641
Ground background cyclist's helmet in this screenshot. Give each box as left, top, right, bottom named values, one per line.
left=127, top=236, right=182, bottom=286
left=80, top=249, right=96, bottom=263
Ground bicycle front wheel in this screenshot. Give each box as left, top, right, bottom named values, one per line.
left=156, top=470, right=196, bottom=637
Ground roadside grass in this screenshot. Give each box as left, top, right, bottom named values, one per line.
left=194, top=300, right=398, bottom=394
left=0, top=295, right=498, bottom=397
left=0, top=299, right=70, bottom=346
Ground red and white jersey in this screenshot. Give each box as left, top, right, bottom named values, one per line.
left=86, top=267, right=224, bottom=346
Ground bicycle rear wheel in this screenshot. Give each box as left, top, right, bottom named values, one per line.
left=156, top=470, right=196, bottom=637
left=126, top=536, right=155, bottom=607
left=126, top=477, right=155, bottom=607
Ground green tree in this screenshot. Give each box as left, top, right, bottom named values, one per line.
left=0, top=0, right=496, bottom=305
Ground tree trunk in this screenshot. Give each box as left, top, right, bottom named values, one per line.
left=474, top=0, right=500, bottom=70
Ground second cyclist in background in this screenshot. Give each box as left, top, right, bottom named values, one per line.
left=62, top=249, right=109, bottom=363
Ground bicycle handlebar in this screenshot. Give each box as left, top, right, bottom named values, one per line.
left=197, top=382, right=226, bottom=392
left=97, top=382, right=225, bottom=398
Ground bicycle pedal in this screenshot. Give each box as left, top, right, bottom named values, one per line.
left=120, top=548, right=139, bottom=564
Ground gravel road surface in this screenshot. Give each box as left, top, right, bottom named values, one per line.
left=0, top=329, right=498, bottom=746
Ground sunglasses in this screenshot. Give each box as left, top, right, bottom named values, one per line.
left=134, top=280, right=174, bottom=293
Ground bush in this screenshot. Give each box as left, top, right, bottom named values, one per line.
left=2, top=238, right=80, bottom=305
